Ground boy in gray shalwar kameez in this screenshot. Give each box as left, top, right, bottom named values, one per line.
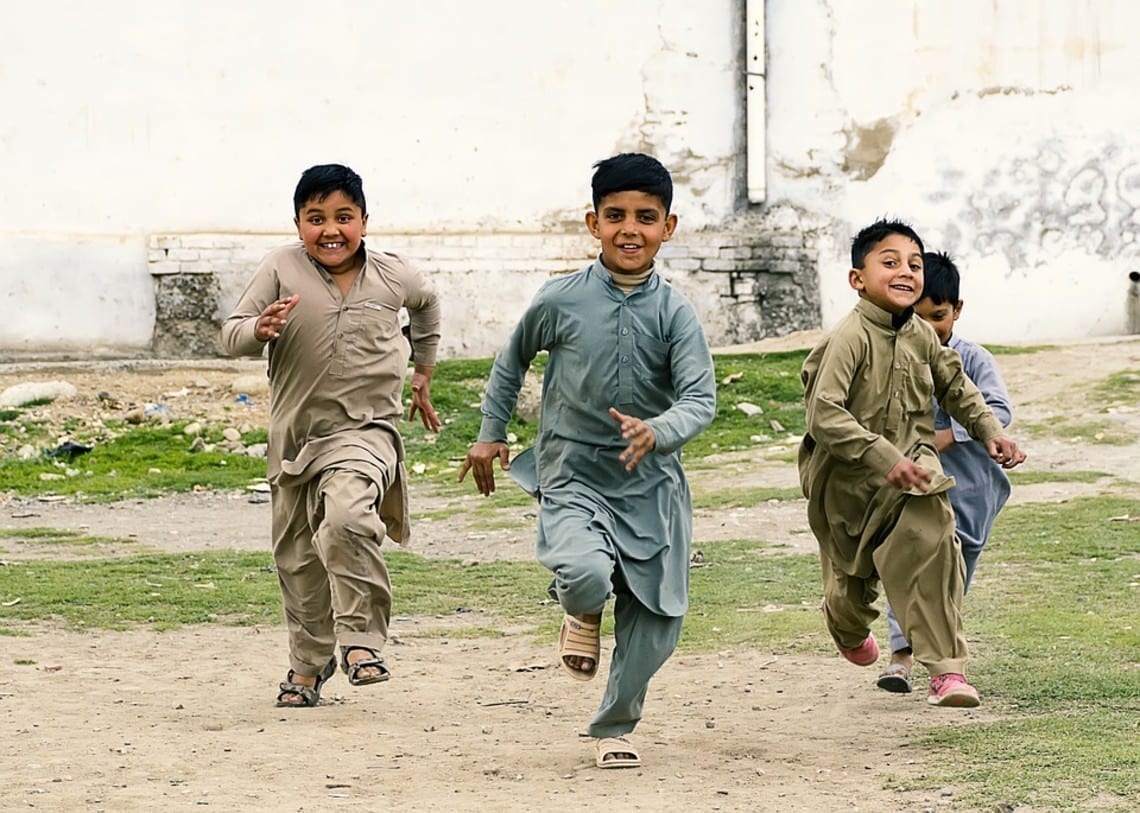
left=459, top=154, right=716, bottom=769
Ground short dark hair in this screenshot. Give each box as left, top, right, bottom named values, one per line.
left=591, top=153, right=673, bottom=212
left=850, top=219, right=924, bottom=268
left=293, top=164, right=367, bottom=217
left=919, top=251, right=961, bottom=305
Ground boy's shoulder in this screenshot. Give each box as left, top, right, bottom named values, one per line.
left=948, top=333, right=1000, bottom=373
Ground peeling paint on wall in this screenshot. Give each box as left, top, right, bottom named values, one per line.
left=842, top=117, right=898, bottom=181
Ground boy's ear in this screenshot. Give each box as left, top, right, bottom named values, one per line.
left=293, top=216, right=302, bottom=238
left=585, top=210, right=600, bottom=238
left=662, top=212, right=678, bottom=242
left=361, top=212, right=369, bottom=236
left=848, top=267, right=865, bottom=292
left=953, top=299, right=963, bottom=321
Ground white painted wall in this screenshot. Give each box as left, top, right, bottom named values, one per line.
left=0, top=0, right=742, bottom=355
left=3, top=0, right=1140, bottom=356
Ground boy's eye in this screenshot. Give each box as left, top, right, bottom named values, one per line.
left=638, top=214, right=657, bottom=224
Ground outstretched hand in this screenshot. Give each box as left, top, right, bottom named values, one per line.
left=458, top=441, right=511, bottom=496
left=254, top=295, right=299, bottom=341
left=609, top=407, right=656, bottom=472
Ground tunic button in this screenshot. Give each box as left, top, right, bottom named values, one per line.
left=894, top=390, right=901, bottom=398
left=621, top=355, right=629, bottom=363
left=621, top=328, right=629, bottom=336
left=894, top=362, right=901, bottom=369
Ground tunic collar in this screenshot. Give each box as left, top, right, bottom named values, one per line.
left=855, top=296, right=914, bottom=330
left=589, top=256, right=659, bottom=297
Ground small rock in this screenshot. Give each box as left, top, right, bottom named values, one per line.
left=188, top=437, right=206, bottom=453
left=245, top=443, right=268, bottom=459
left=769, top=419, right=786, bottom=433
left=222, top=427, right=242, bottom=442
left=38, top=472, right=64, bottom=481
left=17, top=445, right=36, bottom=460
left=183, top=422, right=202, bottom=437
left=231, top=375, right=270, bottom=396
left=736, top=402, right=764, bottom=417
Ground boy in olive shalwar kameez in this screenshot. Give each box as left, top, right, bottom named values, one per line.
left=798, top=220, right=1025, bottom=708
left=221, top=164, right=442, bottom=707
left=459, top=154, right=716, bottom=769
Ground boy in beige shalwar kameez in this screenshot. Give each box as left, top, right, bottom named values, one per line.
left=221, top=164, right=441, bottom=707
left=798, top=219, right=1025, bottom=708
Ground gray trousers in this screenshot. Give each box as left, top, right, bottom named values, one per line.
left=272, top=469, right=392, bottom=677
left=546, top=546, right=683, bottom=739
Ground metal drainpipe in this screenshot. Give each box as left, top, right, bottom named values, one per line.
left=745, top=0, right=766, bottom=204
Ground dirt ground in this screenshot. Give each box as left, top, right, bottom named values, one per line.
left=2, top=335, right=1139, bottom=812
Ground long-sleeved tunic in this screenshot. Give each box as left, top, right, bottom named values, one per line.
left=220, top=242, right=440, bottom=542
left=478, top=261, right=716, bottom=616
left=798, top=298, right=1003, bottom=577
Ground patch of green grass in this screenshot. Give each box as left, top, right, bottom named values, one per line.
left=0, top=425, right=269, bottom=501
left=690, top=352, right=808, bottom=457
left=1023, top=417, right=1136, bottom=445
left=904, top=496, right=1140, bottom=809
left=692, top=486, right=803, bottom=510
left=1092, top=368, right=1140, bottom=400
left=1007, top=469, right=1113, bottom=485
left=0, top=527, right=135, bottom=548
left=984, top=343, right=1058, bottom=355
left=0, top=408, right=21, bottom=422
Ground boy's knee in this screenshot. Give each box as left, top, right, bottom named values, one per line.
left=317, top=474, right=382, bottom=540
left=554, top=557, right=612, bottom=615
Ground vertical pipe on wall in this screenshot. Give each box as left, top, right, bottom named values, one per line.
left=745, top=0, right=766, bottom=203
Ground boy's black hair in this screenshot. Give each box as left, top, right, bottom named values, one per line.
left=919, top=251, right=961, bottom=305
left=850, top=219, right=924, bottom=268
left=293, top=164, right=367, bottom=217
left=591, top=153, right=673, bottom=213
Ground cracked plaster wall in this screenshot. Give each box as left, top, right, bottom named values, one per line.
left=5, top=1, right=1140, bottom=358
left=768, top=0, right=1140, bottom=340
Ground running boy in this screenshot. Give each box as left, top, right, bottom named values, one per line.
left=458, top=153, right=716, bottom=767
left=221, top=163, right=442, bottom=707
left=798, top=219, right=1024, bottom=708
left=877, top=251, right=1019, bottom=693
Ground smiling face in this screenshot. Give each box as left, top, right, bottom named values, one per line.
left=294, top=190, right=368, bottom=276
left=848, top=233, right=924, bottom=314
left=914, top=296, right=963, bottom=346
left=585, top=190, right=677, bottom=276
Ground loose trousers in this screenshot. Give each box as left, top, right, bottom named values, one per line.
left=271, top=469, right=392, bottom=677
left=821, top=492, right=969, bottom=676
left=543, top=541, right=682, bottom=739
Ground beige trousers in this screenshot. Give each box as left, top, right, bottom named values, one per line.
left=820, top=492, right=969, bottom=676
left=271, top=469, right=392, bottom=676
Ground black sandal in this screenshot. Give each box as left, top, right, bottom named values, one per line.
left=275, top=656, right=336, bottom=707
left=340, top=646, right=391, bottom=686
